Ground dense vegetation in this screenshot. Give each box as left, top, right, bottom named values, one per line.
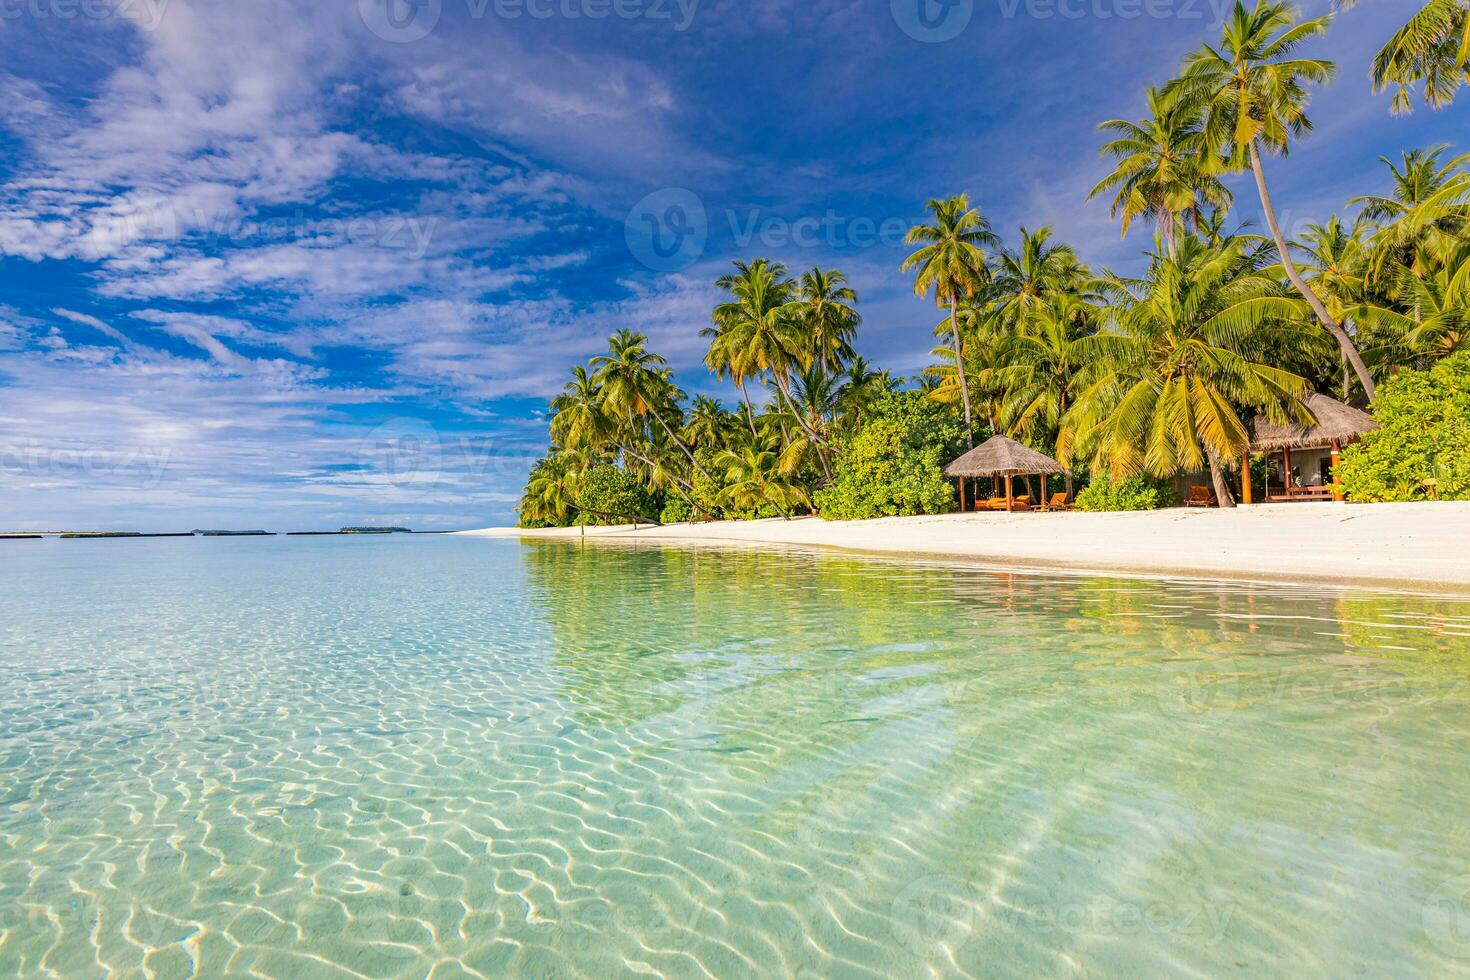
left=519, top=0, right=1470, bottom=526
left=1338, top=352, right=1470, bottom=501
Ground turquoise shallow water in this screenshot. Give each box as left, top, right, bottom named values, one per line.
left=3, top=536, right=1470, bottom=977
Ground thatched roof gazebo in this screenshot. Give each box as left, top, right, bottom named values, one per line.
left=1245, top=393, right=1379, bottom=503
left=944, top=436, right=1066, bottom=512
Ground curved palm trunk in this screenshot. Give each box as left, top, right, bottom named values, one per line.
left=736, top=378, right=758, bottom=438
left=773, top=372, right=826, bottom=446
left=950, top=295, right=975, bottom=449
left=650, top=410, right=713, bottom=483
left=1249, top=141, right=1377, bottom=401
left=771, top=372, right=835, bottom=483
left=616, top=441, right=697, bottom=496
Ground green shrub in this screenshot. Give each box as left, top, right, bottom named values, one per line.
left=814, top=391, right=965, bottom=521
left=1338, top=352, right=1470, bottom=502
left=574, top=465, right=657, bottom=525
left=659, top=496, right=694, bottom=524
left=1074, top=474, right=1178, bottom=512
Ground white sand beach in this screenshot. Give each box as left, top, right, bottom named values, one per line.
left=464, top=502, right=1470, bottom=592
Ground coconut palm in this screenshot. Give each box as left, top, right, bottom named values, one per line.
left=712, top=259, right=825, bottom=448
left=788, top=267, right=860, bottom=371
left=991, top=227, right=1090, bottom=327
left=835, top=356, right=900, bottom=430
left=1063, top=235, right=1316, bottom=507
left=1366, top=0, right=1470, bottom=112
left=902, top=194, right=1000, bottom=446
left=996, top=293, right=1098, bottom=496
left=590, top=330, right=710, bottom=481
left=712, top=436, right=810, bottom=520
left=1352, top=146, right=1470, bottom=282
left=1347, top=241, right=1470, bottom=365
left=1169, top=0, right=1378, bottom=399
left=924, top=301, right=1010, bottom=435
left=1089, top=86, right=1232, bottom=253
left=681, top=395, right=738, bottom=451
left=702, top=312, right=760, bottom=437
left=548, top=366, right=608, bottom=453
left=782, top=362, right=843, bottom=482
left=520, top=448, right=595, bottom=527
left=1292, top=217, right=1378, bottom=395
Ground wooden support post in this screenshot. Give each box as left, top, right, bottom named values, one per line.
left=1005, top=474, right=1014, bottom=513
left=1041, top=474, right=1049, bottom=511
left=959, top=477, right=967, bottom=512
left=1331, top=440, right=1343, bottom=502
left=1241, top=452, right=1253, bottom=505
left=1283, top=448, right=1293, bottom=491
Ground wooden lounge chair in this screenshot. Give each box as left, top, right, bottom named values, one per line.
left=1047, top=492, right=1072, bottom=511
left=986, top=494, right=1032, bottom=512
left=1185, top=485, right=1217, bottom=508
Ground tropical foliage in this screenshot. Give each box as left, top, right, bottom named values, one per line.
left=1337, top=352, right=1470, bottom=502
left=813, top=392, right=967, bottom=521
left=518, top=2, right=1469, bottom=524
left=1074, top=475, right=1179, bottom=512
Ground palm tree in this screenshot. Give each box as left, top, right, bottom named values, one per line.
left=590, top=330, right=711, bottom=481
left=991, top=227, right=1089, bottom=326
left=1169, top=0, right=1378, bottom=400
left=1090, top=86, right=1232, bottom=254
left=548, top=366, right=608, bottom=453
left=713, top=259, right=829, bottom=451
left=783, top=362, right=842, bottom=483
left=997, top=293, right=1098, bottom=496
left=788, top=267, right=860, bottom=371
left=682, top=395, right=737, bottom=451
left=712, top=436, right=810, bottom=520
left=1347, top=241, right=1470, bottom=364
left=924, top=300, right=1009, bottom=435
left=835, top=356, right=899, bottom=431
left=1293, top=217, right=1376, bottom=396
left=1063, top=235, right=1316, bottom=507
left=1352, top=146, right=1470, bottom=282
left=902, top=194, right=1000, bottom=446
left=702, top=312, right=760, bottom=438
left=520, top=448, right=597, bottom=527
left=1366, top=0, right=1470, bottom=112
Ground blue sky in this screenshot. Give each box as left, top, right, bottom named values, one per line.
left=0, top=0, right=1463, bottom=531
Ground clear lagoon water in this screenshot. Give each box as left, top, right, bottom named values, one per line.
left=3, top=535, right=1470, bottom=977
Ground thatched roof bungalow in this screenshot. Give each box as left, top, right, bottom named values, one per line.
left=944, top=436, right=1065, bottom=511
left=1246, top=393, right=1380, bottom=503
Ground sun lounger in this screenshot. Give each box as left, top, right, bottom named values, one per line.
left=1185, top=485, right=1217, bottom=508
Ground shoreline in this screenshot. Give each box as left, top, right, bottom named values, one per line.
left=462, top=502, right=1470, bottom=595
